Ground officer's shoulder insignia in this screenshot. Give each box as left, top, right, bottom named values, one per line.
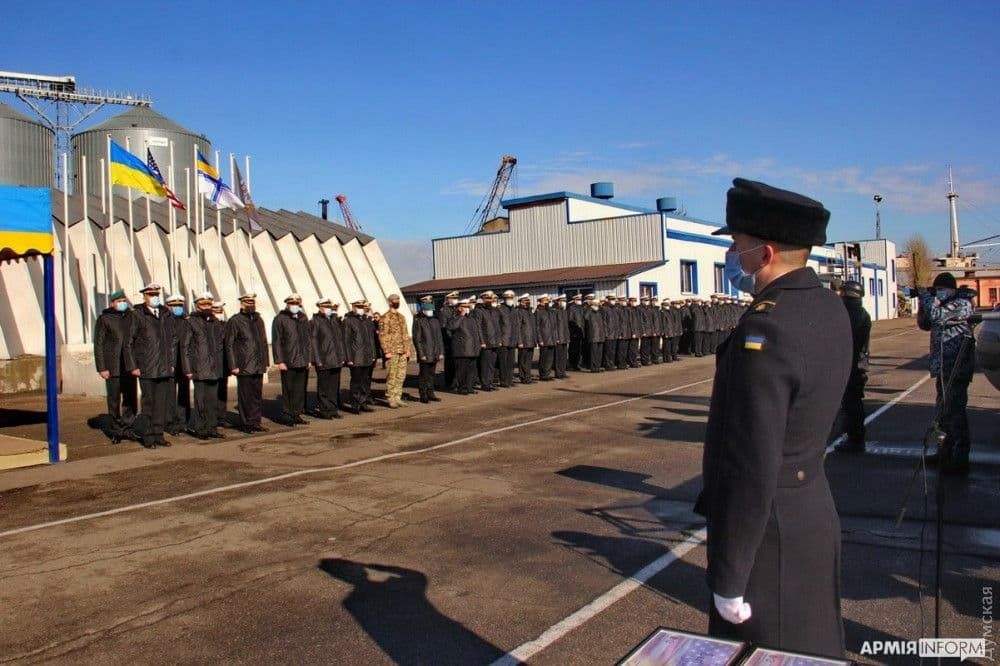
left=744, top=334, right=765, bottom=351
left=751, top=300, right=777, bottom=314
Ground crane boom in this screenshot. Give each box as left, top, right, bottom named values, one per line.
left=468, top=155, right=517, bottom=233
left=335, top=194, right=363, bottom=232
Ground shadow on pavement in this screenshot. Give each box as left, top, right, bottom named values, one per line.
left=319, top=558, right=505, bottom=665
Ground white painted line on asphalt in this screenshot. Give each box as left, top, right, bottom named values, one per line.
left=490, top=528, right=707, bottom=666
left=0, top=377, right=715, bottom=539
left=826, top=374, right=933, bottom=453
left=492, top=372, right=934, bottom=665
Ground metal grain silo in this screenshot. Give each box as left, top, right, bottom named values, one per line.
left=0, top=101, right=54, bottom=187
left=71, top=106, right=211, bottom=201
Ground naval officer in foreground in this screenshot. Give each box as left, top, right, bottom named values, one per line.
left=696, top=178, right=851, bottom=657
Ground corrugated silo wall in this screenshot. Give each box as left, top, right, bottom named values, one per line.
left=71, top=128, right=210, bottom=202
left=0, top=111, right=54, bottom=187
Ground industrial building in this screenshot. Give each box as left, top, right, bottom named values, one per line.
left=403, top=182, right=897, bottom=321
left=0, top=98, right=408, bottom=394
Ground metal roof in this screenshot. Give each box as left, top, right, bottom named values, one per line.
left=0, top=100, right=43, bottom=124
left=401, top=261, right=664, bottom=296
left=76, top=106, right=204, bottom=138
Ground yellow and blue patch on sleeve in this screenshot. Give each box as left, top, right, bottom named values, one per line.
left=744, top=335, right=765, bottom=351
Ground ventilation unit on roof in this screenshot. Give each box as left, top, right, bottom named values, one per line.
left=590, top=182, right=614, bottom=199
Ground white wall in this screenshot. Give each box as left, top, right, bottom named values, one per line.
left=567, top=198, right=642, bottom=221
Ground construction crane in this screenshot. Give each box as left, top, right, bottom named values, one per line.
left=335, top=194, right=363, bottom=232
left=466, top=155, right=517, bottom=234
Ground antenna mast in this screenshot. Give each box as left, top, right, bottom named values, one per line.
left=947, top=166, right=960, bottom=258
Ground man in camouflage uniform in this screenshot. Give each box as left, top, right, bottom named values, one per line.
left=378, top=293, right=412, bottom=408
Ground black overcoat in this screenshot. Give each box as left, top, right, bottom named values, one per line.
left=446, top=312, right=483, bottom=358
left=342, top=312, right=376, bottom=366
left=129, top=304, right=175, bottom=378
left=183, top=311, right=223, bottom=380
left=225, top=311, right=270, bottom=375
left=272, top=309, right=312, bottom=369
left=412, top=313, right=445, bottom=360
left=696, top=267, right=851, bottom=657
left=311, top=313, right=348, bottom=368
left=94, top=307, right=135, bottom=377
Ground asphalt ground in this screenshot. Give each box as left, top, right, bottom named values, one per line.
left=0, top=318, right=997, bottom=665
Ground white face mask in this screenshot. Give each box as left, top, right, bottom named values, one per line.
left=504, top=299, right=514, bottom=307
left=354, top=307, right=365, bottom=315
left=591, top=305, right=600, bottom=311
left=491, top=301, right=499, bottom=308
left=469, top=304, right=476, bottom=311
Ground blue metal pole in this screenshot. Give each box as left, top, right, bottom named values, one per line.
left=44, top=253, right=60, bottom=464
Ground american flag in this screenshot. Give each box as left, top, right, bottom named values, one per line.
left=146, top=149, right=186, bottom=210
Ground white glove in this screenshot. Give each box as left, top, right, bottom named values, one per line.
left=714, top=593, right=752, bottom=624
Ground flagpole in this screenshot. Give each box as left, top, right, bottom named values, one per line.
left=168, top=141, right=176, bottom=293
left=246, top=154, right=255, bottom=292
left=215, top=150, right=222, bottom=292
left=230, top=153, right=240, bottom=292
left=61, top=151, right=70, bottom=343
left=194, top=144, right=202, bottom=293
left=143, top=140, right=154, bottom=283
left=125, top=136, right=136, bottom=294
left=82, top=154, right=92, bottom=343
left=106, top=135, right=115, bottom=299
left=184, top=166, right=191, bottom=262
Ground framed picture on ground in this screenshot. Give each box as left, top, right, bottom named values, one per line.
left=618, top=627, right=746, bottom=666
left=740, top=646, right=854, bottom=665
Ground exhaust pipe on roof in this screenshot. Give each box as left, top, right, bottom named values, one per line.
left=319, top=198, right=330, bottom=220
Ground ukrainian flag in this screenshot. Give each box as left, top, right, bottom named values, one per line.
left=0, top=186, right=53, bottom=258
left=196, top=150, right=220, bottom=180
left=110, top=141, right=167, bottom=198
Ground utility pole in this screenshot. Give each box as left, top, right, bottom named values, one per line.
left=947, top=167, right=960, bottom=258
left=873, top=194, right=883, bottom=240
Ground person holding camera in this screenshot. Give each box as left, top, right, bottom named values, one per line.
left=917, top=272, right=977, bottom=474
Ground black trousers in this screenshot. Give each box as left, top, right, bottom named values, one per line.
left=455, top=357, right=477, bottom=392
left=191, top=379, right=219, bottom=435
left=693, top=332, right=706, bottom=356
left=517, top=347, right=534, bottom=383
left=236, top=374, right=263, bottom=427
left=104, top=374, right=138, bottom=436
left=217, top=376, right=229, bottom=425
left=555, top=343, right=568, bottom=378
left=602, top=338, right=617, bottom=370
left=640, top=337, right=653, bottom=365
left=498, top=347, right=515, bottom=387
left=479, top=348, right=497, bottom=389
left=315, top=367, right=342, bottom=416
left=418, top=361, right=437, bottom=397
left=841, top=370, right=867, bottom=446
left=651, top=336, right=662, bottom=362
left=568, top=332, right=584, bottom=370
left=936, top=371, right=971, bottom=456
left=138, top=377, right=172, bottom=444
left=659, top=336, right=672, bottom=362
left=588, top=342, right=604, bottom=371
left=280, top=367, right=308, bottom=419
left=349, top=365, right=372, bottom=408
left=612, top=339, right=624, bottom=368
left=538, top=345, right=554, bottom=379
left=443, top=340, right=455, bottom=389
left=166, top=375, right=188, bottom=433
left=628, top=338, right=640, bottom=367
left=670, top=336, right=680, bottom=360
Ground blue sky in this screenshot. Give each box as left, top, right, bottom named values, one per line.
left=4, top=1, right=998, bottom=282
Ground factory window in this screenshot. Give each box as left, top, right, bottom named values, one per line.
left=560, top=285, right=594, bottom=299
left=713, top=263, right=725, bottom=294
left=680, top=260, right=697, bottom=294
left=892, top=293, right=897, bottom=310
left=989, top=287, right=998, bottom=305
left=878, top=279, right=884, bottom=297
left=869, top=278, right=875, bottom=297
left=639, top=282, right=658, bottom=298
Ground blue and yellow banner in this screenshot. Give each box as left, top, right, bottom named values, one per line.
left=110, top=141, right=167, bottom=198
left=0, top=185, right=53, bottom=257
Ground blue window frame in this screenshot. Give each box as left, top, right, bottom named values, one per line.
left=639, top=282, right=658, bottom=298
left=680, top=260, right=697, bottom=294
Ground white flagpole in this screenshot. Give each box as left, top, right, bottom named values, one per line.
left=82, top=154, right=92, bottom=343
left=100, top=157, right=106, bottom=215
left=215, top=150, right=222, bottom=292
left=106, top=136, right=115, bottom=299
left=194, top=144, right=203, bottom=293
left=125, top=136, right=136, bottom=294
left=61, top=151, right=70, bottom=343
left=184, top=166, right=191, bottom=261
left=168, top=141, right=176, bottom=293
left=246, top=154, right=255, bottom=292
left=143, top=140, right=153, bottom=283
left=230, top=153, right=240, bottom=292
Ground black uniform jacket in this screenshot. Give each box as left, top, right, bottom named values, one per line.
left=498, top=304, right=518, bottom=347
left=130, top=304, right=175, bottom=379
left=412, top=312, right=445, bottom=361
left=568, top=303, right=587, bottom=337
left=272, top=309, right=312, bottom=369
left=515, top=307, right=537, bottom=347
left=843, top=299, right=872, bottom=372
left=183, top=311, right=223, bottom=380
left=476, top=306, right=503, bottom=348
left=447, top=312, right=483, bottom=358
left=94, top=307, right=135, bottom=377
left=225, top=311, right=270, bottom=376
left=342, top=312, right=376, bottom=367
left=534, top=306, right=555, bottom=346
left=584, top=308, right=605, bottom=343
left=697, top=267, right=851, bottom=656
left=311, top=313, right=347, bottom=369
left=600, top=305, right=618, bottom=340
left=553, top=306, right=570, bottom=344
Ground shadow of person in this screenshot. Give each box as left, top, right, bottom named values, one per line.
left=319, top=558, right=505, bottom=665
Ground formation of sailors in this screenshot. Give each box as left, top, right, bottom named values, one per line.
left=93, top=281, right=747, bottom=448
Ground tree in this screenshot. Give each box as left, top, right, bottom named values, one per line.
left=902, top=235, right=934, bottom=289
